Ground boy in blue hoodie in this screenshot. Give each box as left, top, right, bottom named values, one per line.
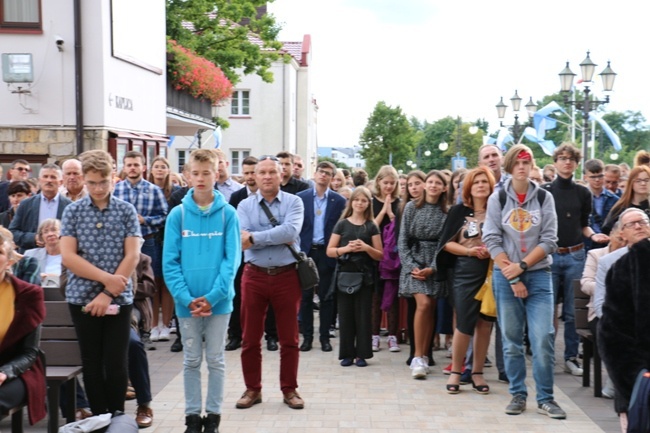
left=163, top=149, right=241, bottom=433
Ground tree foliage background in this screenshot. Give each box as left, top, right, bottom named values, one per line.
left=166, top=0, right=286, bottom=85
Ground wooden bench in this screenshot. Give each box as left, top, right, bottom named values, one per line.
left=42, top=299, right=83, bottom=433
left=0, top=403, right=26, bottom=433
left=573, top=279, right=602, bottom=397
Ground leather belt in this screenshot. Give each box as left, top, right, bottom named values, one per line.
left=246, top=263, right=296, bottom=276
left=556, top=243, right=584, bottom=254
left=143, top=233, right=157, bottom=240
left=311, top=244, right=325, bottom=249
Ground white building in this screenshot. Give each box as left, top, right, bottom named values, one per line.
left=318, top=146, right=365, bottom=170
left=167, top=35, right=318, bottom=178
left=0, top=0, right=210, bottom=173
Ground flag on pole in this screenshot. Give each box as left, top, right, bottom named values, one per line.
left=167, top=136, right=175, bottom=147
left=523, top=127, right=556, bottom=156
left=589, top=112, right=622, bottom=151
left=496, top=127, right=514, bottom=151
left=213, top=126, right=222, bottom=149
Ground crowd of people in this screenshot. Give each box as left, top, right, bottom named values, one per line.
left=0, top=146, right=649, bottom=433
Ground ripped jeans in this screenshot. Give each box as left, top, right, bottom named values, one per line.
left=178, top=314, right=230, bottom=415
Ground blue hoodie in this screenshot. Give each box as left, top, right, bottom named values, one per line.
left=163, top=188, right=241, bottom=318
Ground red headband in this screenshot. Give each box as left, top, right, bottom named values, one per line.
left=517, top=150, right=532, bottom=161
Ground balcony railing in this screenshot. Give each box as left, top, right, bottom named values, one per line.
left=166, top=82, right=212, bottom=120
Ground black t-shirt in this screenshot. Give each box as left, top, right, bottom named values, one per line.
left=332, top=219, right=380, bottom=273
left=541, top=176, right=591, bottom=247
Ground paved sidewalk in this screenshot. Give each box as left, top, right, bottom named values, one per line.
left=6, top=326, right=620, bottom=433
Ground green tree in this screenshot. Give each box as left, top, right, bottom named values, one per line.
left=359, top=101, right=416, bottom=177
left=166, top=0, right=286, bottom=85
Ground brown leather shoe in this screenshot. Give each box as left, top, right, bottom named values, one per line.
left=283, top=391, right=304, bottom=409
left=126, top=385, right=136, bottom=400
left=135, top=405, right=154, bottom=428
left=236, top=390, right=262, bottom=409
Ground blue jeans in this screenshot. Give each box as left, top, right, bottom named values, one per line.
left=551, top=249, right=585, bottom=360
left=494, top=268, right=556, bottom=404
left=179, top=314, right=230, bottom=415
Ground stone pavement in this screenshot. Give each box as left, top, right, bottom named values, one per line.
left=4, top=324, right=620, bottom=433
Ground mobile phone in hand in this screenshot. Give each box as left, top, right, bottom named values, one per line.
left=81, top=304, right=120, bottom=315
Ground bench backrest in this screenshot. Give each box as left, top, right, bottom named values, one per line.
left=573, top=279, right=590, bottom=330
left=41, top=301, right=82, bottom=366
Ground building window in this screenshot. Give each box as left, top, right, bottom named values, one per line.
left=230, top=149, right=250, bottom=175
left=1, top=0, right=41, bottom=30
left=231, top=90, right=250, bottom=116
left=177, top=149, right=188, bottom=172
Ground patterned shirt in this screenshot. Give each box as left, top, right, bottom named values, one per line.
left=113, top=178, right=168, bottom=237
left=61, top=194, right=141, bottom=305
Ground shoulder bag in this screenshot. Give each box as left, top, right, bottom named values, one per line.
left=259, top=201, right=319, bottom=290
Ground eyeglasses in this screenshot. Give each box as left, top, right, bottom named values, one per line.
left=86, top=180, right=111, bottom=189
left=14, top=167, right=31, bottom=172
left=557, top=156, right=576, bottom=163
left=634, top=178, right=650, bottom=184
left=622, top=219, right=650, bottom=229
left=258, top=155, right=279, bottom=162
left=316, top=168, right=333, bottom=177
left=587, top=174, right=604, bottom=179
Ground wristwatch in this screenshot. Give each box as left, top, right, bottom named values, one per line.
left=519, top=261, right=528, bottom=272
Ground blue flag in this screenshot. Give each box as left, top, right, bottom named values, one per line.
left=589, top=112, right=622, bottom=151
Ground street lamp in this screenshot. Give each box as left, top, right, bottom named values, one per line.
left=558, top=51, right=617, bottom=171
left=495, top=90, right=537, bottom=142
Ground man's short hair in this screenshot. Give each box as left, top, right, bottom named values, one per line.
left=39, top=163, right=62, bottom=178
left=604, top=164, right=621, bottom=175
left=242, top=156, right=258, bottom=166
left=585, top=159, right=604, bottom=174
left=316, top=161, right=336, bottom=176
left=352, top=169, right=368, bottom=187
left=7, top=180, right=31, bottom=196
left=123, top=150, right=145, bottom=164
left=276, top=151, right=293, bottom=163
left=553, top=142, right=581, bottom=162
left=189, top=149, right=218, bottom=171
left=212, top=148, right=227, bottom=162
left=478, top=143, right=502, bottom=158
left=619, top=207, right=650, bottom=224
left=11, top=159, right=29, bottom=168
left=341, top=169, right=351, bottom=178
left=79, top=150, right=114, bottom=177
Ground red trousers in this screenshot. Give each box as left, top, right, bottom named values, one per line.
left=240, top=264, right=302, bottom=393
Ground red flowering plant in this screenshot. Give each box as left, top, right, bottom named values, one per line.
left=167, top=40, right=233, bottom=105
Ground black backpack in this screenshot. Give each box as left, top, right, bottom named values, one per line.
left=498, top=188, right=547, bottom=209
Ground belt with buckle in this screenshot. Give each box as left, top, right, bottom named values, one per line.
left=246, top=263, right=296, bottom=276
left=556, top=243, right=584, bottom=254
left=142, top=233, right=157, bottom=240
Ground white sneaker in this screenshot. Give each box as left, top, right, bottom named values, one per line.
left=564, top=357, right=583, bottom=376
left=372, top=335, right=380, bottom=352
left=387, top=335, right=400, bottom=352
left=422, top=356, right=431, bottom=374
left=150, top=327, right=160, bottom=342
left=158, top=326, right=171, bottom=341
left=410, top=357, right=427, bottom=379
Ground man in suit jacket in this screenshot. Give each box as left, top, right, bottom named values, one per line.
left=297, top=161, right=347, bottom=352
left=9, top=163, right=71, bottom=252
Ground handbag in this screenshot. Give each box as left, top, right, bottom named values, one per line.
left=337, top=271, right=364, bottom=295
left=259, top=201, right=320, bottom=290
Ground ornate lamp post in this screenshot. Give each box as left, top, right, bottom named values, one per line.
left=495, top=90, right=537, bottom=142
left=558, top=51, right=616, bottom=170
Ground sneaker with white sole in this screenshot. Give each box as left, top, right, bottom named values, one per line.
left=410, top=357, right=427, bottom=379
left=421, top=356, right=431, bottom=374
left=372, top=335, right=380, bottom=352
left=158, top=326, right=171, bottom=341
left=505, top=394, right=527, bottom=415
left=537, top=400, right=566, bottom=419
left=150, top=327, right=161, bottom=342
left=564, top=357, right=583, bottom=376
left=387, top=335, right=400, bottom=352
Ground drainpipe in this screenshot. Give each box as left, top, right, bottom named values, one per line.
left=282, top=62, right=286, bottom=151
left=73, top=0, right=84, bottom=155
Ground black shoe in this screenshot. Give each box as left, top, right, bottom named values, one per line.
left=300, top=339, right=312, bottom=352
left=225, top=337, right=241, bottom=351
left=267, top=337, right=279, bottom=351
left=498, top=371, right=509, bottom=383
left=171, top=337, right=183, bottom=353
left=321, top=341, right=332, bottom=352
left=202, top=413, right=220, bottom=433
left=184, top=414, right=203, bottom=433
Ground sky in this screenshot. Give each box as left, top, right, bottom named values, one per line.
left=268, top=0, right=650, bottom=152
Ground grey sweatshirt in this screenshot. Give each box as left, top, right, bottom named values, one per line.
left=482, top=178, right=558, bottom=271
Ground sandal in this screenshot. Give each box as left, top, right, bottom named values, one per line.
left=446, top=371, right=462, bottom=394
left=471, top=372, right=490, bottom=395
